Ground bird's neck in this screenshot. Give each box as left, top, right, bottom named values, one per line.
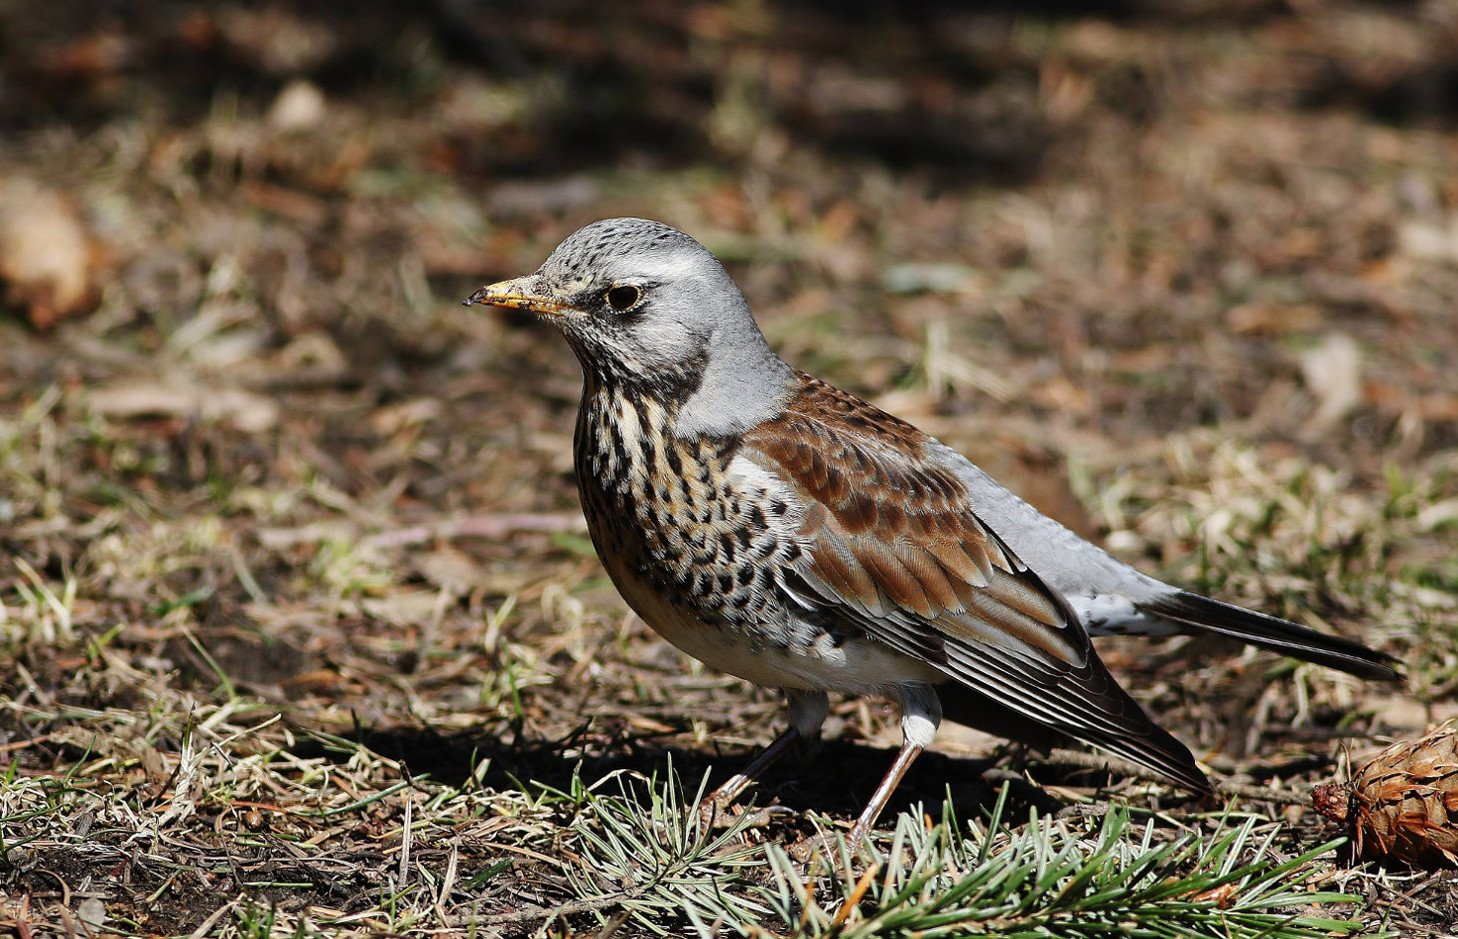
left=670, top=334, right=795, bottom=439
left=573, top=337, right=793, bottom=444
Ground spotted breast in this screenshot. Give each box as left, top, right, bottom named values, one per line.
left=572, top=379, right=925, bottom=693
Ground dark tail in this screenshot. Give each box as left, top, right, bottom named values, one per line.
left=1138, top=591, right=1401, bottom=682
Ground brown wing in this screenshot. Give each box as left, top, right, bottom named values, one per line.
left=742, top=373, right=1210, bottom=792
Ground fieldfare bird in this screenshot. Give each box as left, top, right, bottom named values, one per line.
left=466, top=218, right=1399, bottom=844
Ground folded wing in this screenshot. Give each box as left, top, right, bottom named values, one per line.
left=742, top=374, right=1211, bottom=793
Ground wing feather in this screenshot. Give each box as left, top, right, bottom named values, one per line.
left=893, top=542, right=964, bottom=612
left=924, top=537, right=992, bottom=588
left=740, top=372, right=1210, bottom=792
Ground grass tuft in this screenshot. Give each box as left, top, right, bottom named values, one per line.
left=561, top=762, right=775, bottom=935
left=765, top=788, right=1367, bottom=938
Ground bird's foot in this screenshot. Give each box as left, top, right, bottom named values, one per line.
left=696, top=792, right=734, bottom=831
left=783, top=820, right=879, bottom=865
left=785, top=834, right=822, bottom=864
left=697, top=795, right=792, bottom=832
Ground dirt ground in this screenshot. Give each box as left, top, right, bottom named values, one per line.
left=2, top=1, right=1458, bottom=935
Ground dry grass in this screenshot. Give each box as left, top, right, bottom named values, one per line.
left=2, top=1, right=1458, bottom=935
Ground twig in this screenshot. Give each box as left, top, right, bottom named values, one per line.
left=398, top=787, right=413, bottom=886
left=1214, top=780, right=1314, bottom=807
left=360, top=512, right=585, bottom=549
left=1043, top=748, right=1314, bottom=806
left=1044, top=747, right=1195, bottom=789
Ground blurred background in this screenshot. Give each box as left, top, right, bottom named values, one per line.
left=2, top=0, right=1458, bottom=919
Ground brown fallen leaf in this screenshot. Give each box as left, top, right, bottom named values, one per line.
left=88, top=377, right=279, bottom=433
left=0, top=177, right=95, bottom=329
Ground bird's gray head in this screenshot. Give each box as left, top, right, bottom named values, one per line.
left=467, top=218, right=793, bottom=436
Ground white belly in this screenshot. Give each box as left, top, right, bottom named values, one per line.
left=616, top=564, right=944, bottom=696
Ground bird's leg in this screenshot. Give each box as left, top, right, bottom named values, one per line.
left=704, top=725, right=800, bottom=812
left=843, top=683, right=942, bottom=849
left=700, top=689, right=828, bottom=828
left=843, top=740, right=924, bottom=848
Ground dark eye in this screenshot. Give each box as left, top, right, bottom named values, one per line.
left=605, top=284, right=642, bottom=312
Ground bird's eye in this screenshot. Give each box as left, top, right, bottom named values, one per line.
left=605, top=284, right=642, bottom=312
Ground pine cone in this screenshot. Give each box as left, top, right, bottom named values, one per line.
left=1313, top=726, right=1458, bottom=870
